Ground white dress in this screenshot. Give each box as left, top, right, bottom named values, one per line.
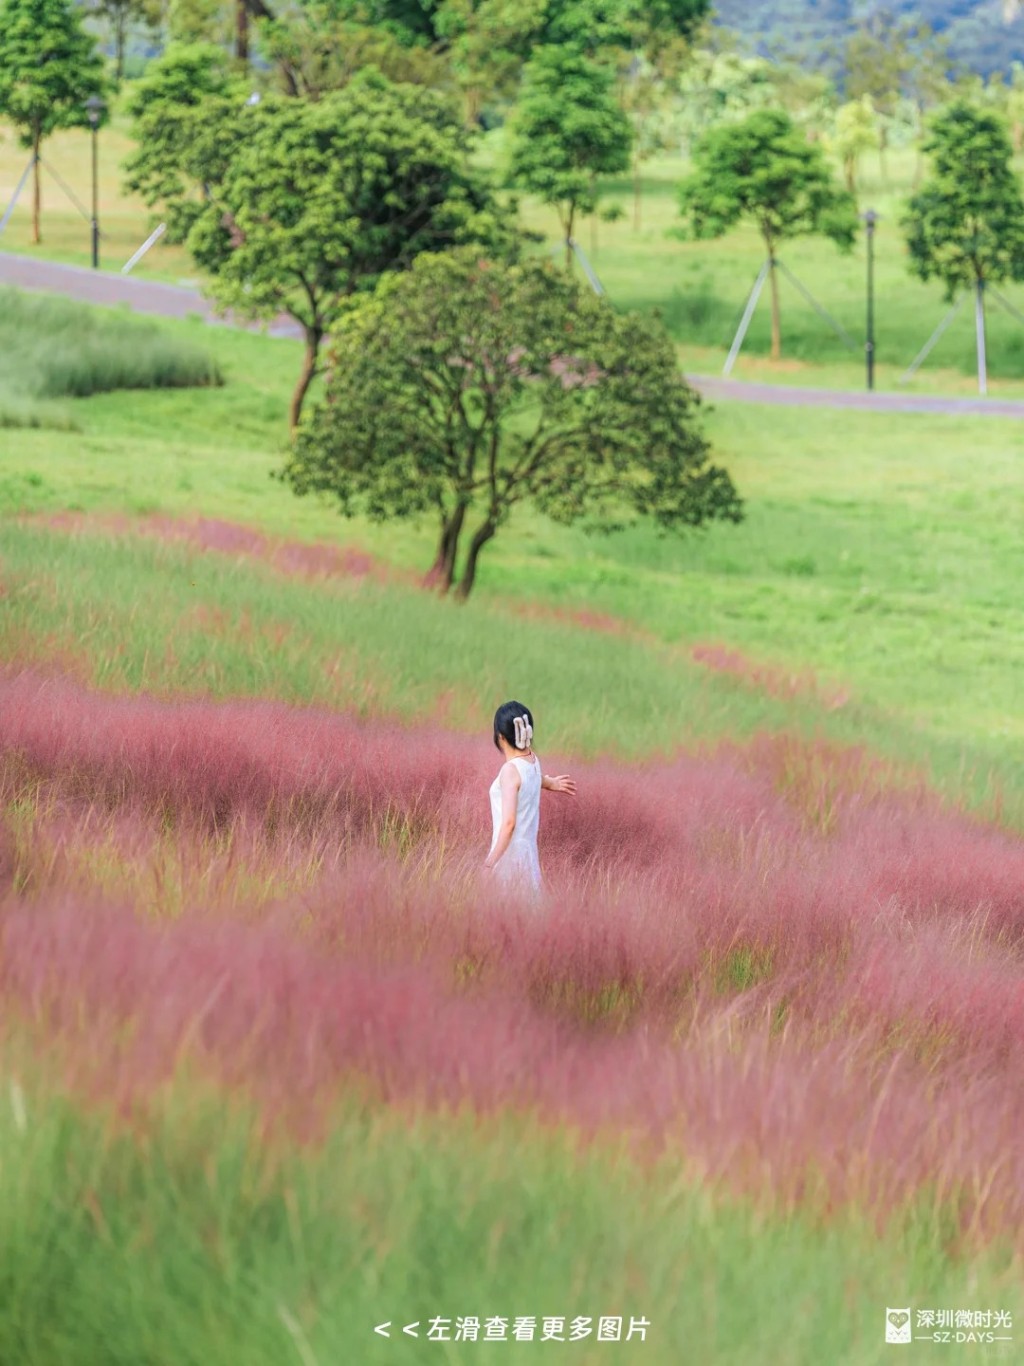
left=488, top=754, right=543, bottom=896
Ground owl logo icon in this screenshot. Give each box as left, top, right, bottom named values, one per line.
left=886, top=1309, right=912, bottom=1344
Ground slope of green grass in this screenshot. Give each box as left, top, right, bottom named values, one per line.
left=2, top=313, right=1020, bottom=779
left=0, top=287, right=221, bottom=430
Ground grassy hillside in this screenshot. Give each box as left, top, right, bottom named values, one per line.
left=3, top=290, right=1023, bottom=1361
left=2, top=312, right=1022, bottom=821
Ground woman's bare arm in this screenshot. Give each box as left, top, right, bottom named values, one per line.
left=542, top=773, right=577, bottom=795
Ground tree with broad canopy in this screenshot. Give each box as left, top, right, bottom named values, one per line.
left=125, top=60, right=511, bottom=431
left=279, top=248, right=743, bottom=600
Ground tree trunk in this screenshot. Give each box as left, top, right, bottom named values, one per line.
left=31, top=126, right=41, bottom=245
left=455, top=517, right=496, bottom=601
left=768, top=255, right=781, bottom=362
left=564, top=205, right=575, bottom=271
left=633, top=151, right=641, bottom=231
left=844, top=156, right=855, bottom=193
left=464, top=86, right=483, bottom=130
left=115, top=13, right=127, bottom=82
left=289, top=328, right=321, bottom=432
left=423, top=503, right=467, bottom=593
left=236, top=0, right=249, bottom=62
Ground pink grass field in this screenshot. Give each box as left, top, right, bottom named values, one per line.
left=2, top=668, right=1024, bottom=1254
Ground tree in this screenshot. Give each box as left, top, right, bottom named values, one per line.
left=678, top=109, right=858, bottom=362
left=842, top=12, right=909, bottom=179
left=132, top=75, right=512, bottom=431
left=674, top=47, right=779, bottom=153
left=86, top=0, right=161, bottom=82
left=260, top=1, right=446, bottom=101
left=0, top=0, right=105, bottom=244
left=123, top=43, right=243, bottom=246
left=843, top=14, right=951, bottom=181
left=831, top=96, right=879, bottom=193
left=280, top=249, right=743, bottom=599
left=903, top=101, right=1024, bottom=385
left=508, top=44, right=631, bottom=268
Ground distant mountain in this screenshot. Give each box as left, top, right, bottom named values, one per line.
left=712, top=1, right=1024, bottom=76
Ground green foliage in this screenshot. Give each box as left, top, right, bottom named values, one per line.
left=92, top=0, right=161, bottom=81
left=677, top=108, right=858, bottom=357
left=164, top=0, right=228, bottom=45
left=678, top=109, right=859, bottom=257
left=903, top=100, right=1024, bottom=297
left=831, top=97, right=881, bottom=192
left=507, top=44, right=632, bottom=247
left=434, top=0, right=548, bottom=120
left=673, top=49, right=782, bottom=151
left=125, top=69, right=511, bottom=428
left=0, top=288, right=222, bottom=429
left=0, top=0, right=105, bottom=146
left=122, top=43, right=242, bottom=246
left=282, top=248, right=742, bottom=598
left=260, top=0, right=449, bottom=100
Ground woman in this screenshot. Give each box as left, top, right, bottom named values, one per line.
left=483, top=700, right=576, bottom=896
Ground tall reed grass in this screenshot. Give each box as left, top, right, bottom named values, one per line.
left=0, top=288, right=221, bottom=429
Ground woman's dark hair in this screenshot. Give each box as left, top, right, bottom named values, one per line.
left=493, top=700, right=533, bottom=751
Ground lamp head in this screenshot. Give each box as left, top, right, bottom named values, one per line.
left=86, top=94, right=104, bottom=128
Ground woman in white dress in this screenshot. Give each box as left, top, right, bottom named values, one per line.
left=482, top=701, right=576, bottom=896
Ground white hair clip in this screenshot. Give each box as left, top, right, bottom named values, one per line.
left=513, top=714, right=532, bottom=749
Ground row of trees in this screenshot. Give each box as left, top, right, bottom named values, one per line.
left=678, top=101, right=1024, bottom=362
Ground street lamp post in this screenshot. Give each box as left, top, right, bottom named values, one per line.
left=862, top=208, right=878, bottom=392
left=86, top=95, right=104, bottom=270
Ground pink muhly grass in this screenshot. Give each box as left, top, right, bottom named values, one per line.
left=2, top=893, right=1023, bottom=1250
left=34, top=511, right=381, bottom=584
left=4, top=670, right=1024, bottom=1247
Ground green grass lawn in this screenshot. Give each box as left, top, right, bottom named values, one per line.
left=2, top=314, right=1021, bottom=821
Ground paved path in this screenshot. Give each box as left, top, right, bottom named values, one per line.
left=0, top=251, right=302, bottom=339
left=4, top=250, right=1024, bottom=416
left=691, top=375, right=1024, bottom=418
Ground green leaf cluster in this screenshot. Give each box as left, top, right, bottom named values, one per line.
left=678, top=108, right=859, bottom=256
left=124, top=53, right=513, bottom=427
left=0, top=0, right=105, bottom=146
left=507, top=44, right=632, bottom=242
left=902, top=99, right=1024, bottom=297
left=282, top=247, right=742, bottom=598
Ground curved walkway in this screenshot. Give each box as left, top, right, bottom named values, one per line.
left=3, top=250, right=1024, bottom=416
